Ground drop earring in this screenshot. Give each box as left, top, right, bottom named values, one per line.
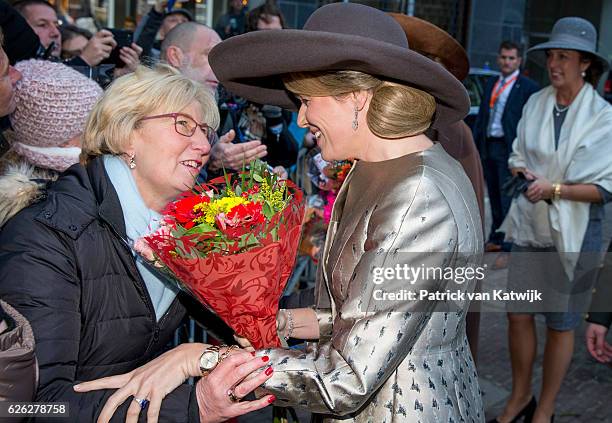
left=352, top=107, right=359, bottom=131
left=129, top=154, right=136, bottom=169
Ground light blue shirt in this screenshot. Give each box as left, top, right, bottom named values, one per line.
left=103, top=155, right=179, bottom=320
left=488, top=69, right=519, bottom=138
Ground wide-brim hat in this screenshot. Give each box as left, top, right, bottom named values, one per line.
left=209, top=3, right=470, bottom=128
left=389, top=13, right=469, bottom=81
left=527, top=17, right=609, bottom=71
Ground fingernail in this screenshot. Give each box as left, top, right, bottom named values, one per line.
left=262, top=356, right=270, bottom=362
left=265, top=367, right=274, bottom=376
left=73, top=384, right=81, bottom=391
left=267, top=395, right=276, bottom=404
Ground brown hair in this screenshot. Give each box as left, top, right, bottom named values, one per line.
left=246, top=1, right=286, bottom=32
left=499, top=40, right=522, bottom=57
left=283, top=70, right=436, bottom=138
left=579, top=52, right=604, bottom=87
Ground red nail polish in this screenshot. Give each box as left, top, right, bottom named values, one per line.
left=262, top=355, right=270, bottom=362
left=267, top=395, right=276, bottom=404
left=265, top=367, right=273, bottom=376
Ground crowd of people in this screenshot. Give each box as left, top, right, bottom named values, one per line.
left=0, top=1, right=610, bottom=422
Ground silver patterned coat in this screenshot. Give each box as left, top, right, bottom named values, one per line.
left=261, top=143, right=485, bottom=422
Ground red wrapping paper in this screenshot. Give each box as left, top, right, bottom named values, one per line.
left=144, top=180, right=304, bottom=349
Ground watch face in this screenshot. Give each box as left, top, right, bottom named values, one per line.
left=200, top=350, right=219, bottom=371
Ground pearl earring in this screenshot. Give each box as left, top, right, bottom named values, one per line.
left=581, top=71, right=586, bottom=78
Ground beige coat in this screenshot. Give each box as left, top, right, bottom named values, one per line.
left=261, top=143, right=484, bottom=422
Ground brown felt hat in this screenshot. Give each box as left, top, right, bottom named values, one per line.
left=389, top=13, right=469, bottom=81
left=209, top=2, right=470, bottom=128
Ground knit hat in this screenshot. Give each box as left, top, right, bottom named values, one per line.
left=7, top=60, right=103, bottom=171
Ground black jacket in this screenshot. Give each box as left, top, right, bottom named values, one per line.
left=133, top=7, right=165, bottom=64
left=0, top=157, right=201, bottom=422
left=473, top=74, right=540, bottom=158
left=0, top=0, right=40, bottom=65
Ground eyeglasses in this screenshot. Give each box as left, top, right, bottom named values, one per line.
left=141, top=113, right=212, bottom=139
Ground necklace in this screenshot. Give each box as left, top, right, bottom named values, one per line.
left=554, top=103, right=569, bottom=117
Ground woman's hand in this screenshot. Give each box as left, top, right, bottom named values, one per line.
left=73, top=343, right=271, bottom=423
left=233, top=334, right=255, bottom=352
left=196, top=353, right=275, bottom=423
left=74, top=343, right=204, bottom=422
left=510, top=167, right=526, bottom=178
left=525, top=175, right=553, bottom=203
left=272, top=166, right=288, bottom=180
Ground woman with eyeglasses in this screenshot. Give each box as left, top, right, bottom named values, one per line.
left=0, top=64, right=274, bottom=422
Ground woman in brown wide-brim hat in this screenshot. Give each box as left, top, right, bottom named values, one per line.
left=210, top=4, right=484, bottom=422
left=389, top=11, right=487, bottom=369
left=69, top=4, right=485, bottom=423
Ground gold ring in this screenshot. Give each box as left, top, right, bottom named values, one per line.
left=227, top=388, right=240, bottom=403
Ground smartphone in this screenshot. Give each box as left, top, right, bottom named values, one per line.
left=101, top=29, right=134, bottom=67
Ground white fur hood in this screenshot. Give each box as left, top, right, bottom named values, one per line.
left=0, top=158, right=58, bottom=228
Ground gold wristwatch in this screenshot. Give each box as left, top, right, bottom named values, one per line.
left=199, top=344, right=239, bottom=376
left=199, top=345, right=224, bottom=375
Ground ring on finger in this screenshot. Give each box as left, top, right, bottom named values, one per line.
left=227, top=388, right=241, bottom=403
left=133, top=397, right=149, bottom=410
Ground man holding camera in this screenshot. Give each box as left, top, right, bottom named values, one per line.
left=12, top=0, right=141, bottom=85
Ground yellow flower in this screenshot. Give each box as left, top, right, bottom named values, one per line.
left=193, top=196, right=248, bottom=224
left=260, top=179, right=286, bottom=211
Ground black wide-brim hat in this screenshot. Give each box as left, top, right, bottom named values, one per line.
left=209, top=2, right=470, bottom=128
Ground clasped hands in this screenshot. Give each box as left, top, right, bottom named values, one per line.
left=73, top=343, right=274, bottom=423
left=511, top=167, right=554, bottom=203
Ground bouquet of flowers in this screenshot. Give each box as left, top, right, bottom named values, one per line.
left=136, top=160, right=304, bottom=349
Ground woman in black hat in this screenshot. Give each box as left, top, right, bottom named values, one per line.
left=492, top=17, right=612, bottom=423
left=76, top=4, right=485, bottom=422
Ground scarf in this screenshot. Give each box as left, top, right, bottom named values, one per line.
left=505, top=83, right=612, bottom=279
left=103, top=155, right=179, bottom=320
left=11, top=143, right=81, bottom=172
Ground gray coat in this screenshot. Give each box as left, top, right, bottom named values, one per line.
left=0, top=299, right=37, bottom=402
left=260, top=143, right=484, bottom=422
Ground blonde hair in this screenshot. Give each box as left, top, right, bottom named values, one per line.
left=283, top=70, right=436, bottom=138
left=81, top=64, right=219, bottom=163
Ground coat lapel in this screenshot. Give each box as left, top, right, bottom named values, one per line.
left=502, top=76, right=522, bottom=120
left=319, top=162, right=358, bottom=314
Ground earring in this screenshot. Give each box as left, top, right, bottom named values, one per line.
left=581, top=71, right=586, bottom=78
left=352, top=107, right=359, bottom=131
left=129, top=154, right=136, bottom=169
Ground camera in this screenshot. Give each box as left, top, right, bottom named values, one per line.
left=101, top=29, right=134, bottom=68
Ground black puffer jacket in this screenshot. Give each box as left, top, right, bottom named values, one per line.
left=0, top=157, right=200, bottom=422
